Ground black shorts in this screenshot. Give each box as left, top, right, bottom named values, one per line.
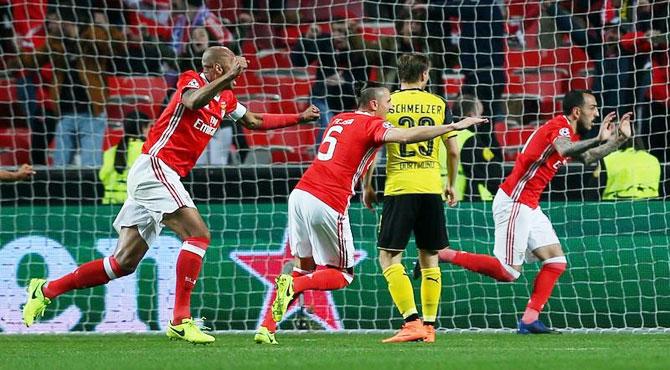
left=377, top=194, right=449, bottom=251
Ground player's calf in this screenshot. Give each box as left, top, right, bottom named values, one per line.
left=439, top=248, right=518, bottom=282
left=521, top=256, right=567, bottom=326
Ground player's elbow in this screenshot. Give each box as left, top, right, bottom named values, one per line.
left=239, top=113, right=261, bottom=129
left=576, top=153, right=592, bottom=165
left=383, top=130, right=409, bottom=144
left=181, top=97, right=200, bottom=111
left=181, top=92, right=207, bottom=111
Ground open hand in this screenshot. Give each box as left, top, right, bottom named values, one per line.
left=597, top=111, right=617, bottom=141
left=452, top=117, right=488, bottom=130
left=617, top=112, right=633, bottom=139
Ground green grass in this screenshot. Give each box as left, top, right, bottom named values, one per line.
left=1, top=333, right=669, bottom=370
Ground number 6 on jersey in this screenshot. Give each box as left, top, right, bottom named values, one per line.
left=317, top=125, right=344, bottom=161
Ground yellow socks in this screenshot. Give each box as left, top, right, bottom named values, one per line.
left=383, top=263, right=417, bottom=319
left=420, top=267, right=441, bottom=323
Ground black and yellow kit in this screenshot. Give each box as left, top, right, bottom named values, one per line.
left=378, top=88, right=454, bottom=251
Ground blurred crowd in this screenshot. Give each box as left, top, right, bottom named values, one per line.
left=0, top=0, right=667, bottom=200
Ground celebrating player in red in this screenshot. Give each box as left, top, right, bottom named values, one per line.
left=22, top=46, right=320, bottom=344
left=253, top=83, right=487, bottom=344
left=437, top=90, right=633, bottom=334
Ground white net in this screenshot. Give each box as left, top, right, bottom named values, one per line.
left=0, top=0, right=668, bottom=333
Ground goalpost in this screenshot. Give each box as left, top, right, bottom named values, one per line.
left=0, top=0, right=668, bottom=333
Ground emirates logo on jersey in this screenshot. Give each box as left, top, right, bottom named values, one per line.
left=194, top=118, right=218, bottom=136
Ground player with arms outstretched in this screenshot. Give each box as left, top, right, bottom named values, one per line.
left=254, top=83, right=487, bottom=344
left=437, top=90, right=633, bottom=333
left=22, top=46, right=320, bottom=344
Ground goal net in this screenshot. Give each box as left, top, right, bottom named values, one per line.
left=0, top=0, right=668, bottom=333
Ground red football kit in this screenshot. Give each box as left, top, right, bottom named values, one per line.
left=499, top=115, right=579, bottom=209
left=142, top=70, right=247, bottom=177
left=296, top=111, right=393, bottom=214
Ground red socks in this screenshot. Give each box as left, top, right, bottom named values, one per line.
left=261, top=268, right=310, bottom=332
left=172, top=237, right=210, bottom=325
left=293, top=268, right=351, bottom=294
left=43, top=256, right=127, bottom=299
left=444, top=250, right=516, bottom=282
left=523, top=260, right=567, bottom=323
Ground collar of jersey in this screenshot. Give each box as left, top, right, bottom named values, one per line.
left=354, top=110, right=373, bottom=116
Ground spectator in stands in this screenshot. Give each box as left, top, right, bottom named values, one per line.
left=378, top=7, right=448, bottom=96
left=620, top=1, right=670, bottom=163
left=434, top=0, right=506, bottom=148
left=291, top=19, right=381, bottom=145
left=0, top=164, right=35, bottom=182
left=10, top=1, right=54, bottom=165
left=123, top=0, right=173, bottom=42
left=99, top=110, right=150, bottom=204
left=178, top=26, right=209, bottom=72
left=13, top=4, right=120, bottom=167
left=545, top=1, right=604, bottom=63
left=595, top=137, right=660, bottom=200
left=114, top=24, right=177, bottom=75
left=171, top=0, right=233, bottom=56
left=600, top=18, right=637, bottom=116
left=449, top=95, right=503, bottom=201
left=225, top=12, right=252, bottom=55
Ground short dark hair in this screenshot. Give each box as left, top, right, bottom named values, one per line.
left=355, top=81, right=387, bottom=108
left=452, top=95, right=480, bottom=118
left=562, top=90, right=594, bottom=116
left=397, top=53, right=430, bottom=84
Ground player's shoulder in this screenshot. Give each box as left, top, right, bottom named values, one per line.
left=544, top=115, right=571, bottom=128
left=179, top=69, right=200, bottom=80
left=542, top=115, right=573, bottom=137
left=219, top=89, right=236, bottom=101
left=392, top=89, right=447, bottom=105
left=178, top=70, right=204, bottom=88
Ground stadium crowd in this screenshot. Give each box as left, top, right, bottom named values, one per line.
left=0, top=0, right=667, bottom=200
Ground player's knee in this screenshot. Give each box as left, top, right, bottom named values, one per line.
left=193, top=228, right=211, bottom=242
left=543, top=256, right=568, bottom=273
left=498, top=262, right=521, bottom=282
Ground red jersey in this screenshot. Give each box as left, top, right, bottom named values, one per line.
left=142, top=70, right=246, bottom=177
left=296, top=111, right=393, bottom=214
left=499, top=115, right=579, bottom=209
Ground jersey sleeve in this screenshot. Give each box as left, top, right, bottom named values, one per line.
left=220, top=90, right=247, bottom=121
left=176, top=70, right=202, bottom=100
left=549, top=121, right=574, bottom=143
left=367, top=118, right=394, bottom=145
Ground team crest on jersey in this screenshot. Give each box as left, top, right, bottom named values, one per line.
left=186, top=79, right=200, bottom=89
left=220, top=101, right=227, bottom=112
left=559, top=127, right=571, bottom=137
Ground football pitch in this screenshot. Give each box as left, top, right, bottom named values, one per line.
left=1, top=333, right=668, bottom=370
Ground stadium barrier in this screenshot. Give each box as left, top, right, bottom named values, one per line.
left=1, top=201, right=668, bottom=333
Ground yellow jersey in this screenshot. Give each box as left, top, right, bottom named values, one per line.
left=384, top=88, right=455, bottom=195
